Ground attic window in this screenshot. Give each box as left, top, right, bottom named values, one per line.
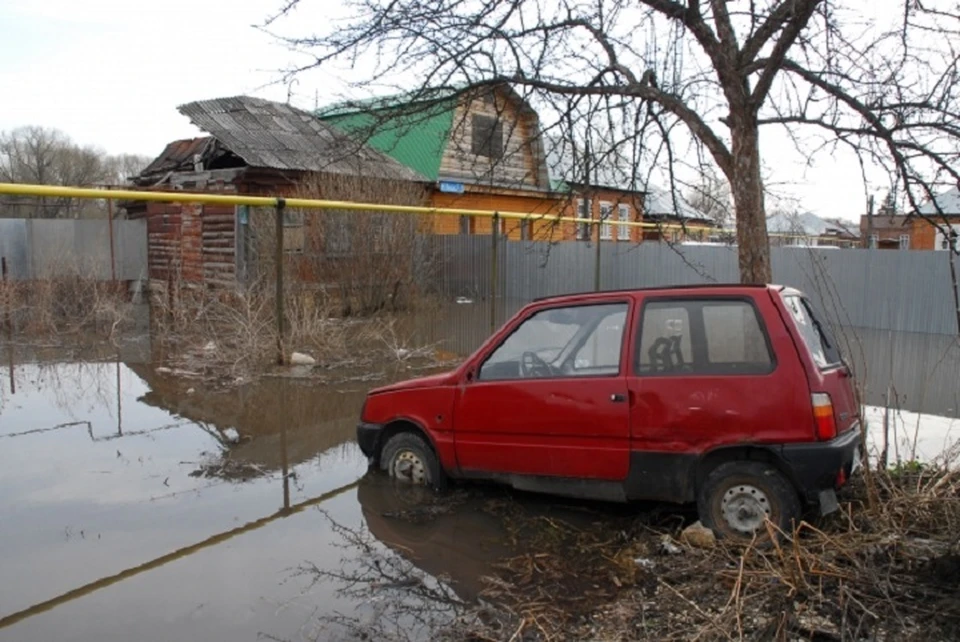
left=472, top=115, right=504, bottom=159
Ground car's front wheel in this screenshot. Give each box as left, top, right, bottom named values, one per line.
left=380, top=432, right=446, bottom=490
left=698, top=461, right=800, bottom=541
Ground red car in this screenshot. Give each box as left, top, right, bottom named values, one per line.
left=357, top=285, right=862, bottom=539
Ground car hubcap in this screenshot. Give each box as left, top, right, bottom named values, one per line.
left=721, top=484, right=771, bottom=534
left=391, top=450, right=428, bottom=485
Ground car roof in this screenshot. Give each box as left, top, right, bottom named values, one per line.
left=532, top=283, right=785, bottom=303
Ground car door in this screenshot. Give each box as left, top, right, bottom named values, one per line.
left=628, top=293, right=811, bottom=455
left=454, top=300, right=633, bottom=480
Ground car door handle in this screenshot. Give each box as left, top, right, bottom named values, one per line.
left=610, top=393, right=626, bottom=403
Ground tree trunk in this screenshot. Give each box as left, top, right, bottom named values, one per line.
left=730, top=125, right=772, bottom=284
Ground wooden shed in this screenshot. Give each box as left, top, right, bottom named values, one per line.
left=124, top=96, right=425, bottom=291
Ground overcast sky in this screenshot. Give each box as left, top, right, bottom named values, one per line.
left=0, top=0, right=892, bottom=222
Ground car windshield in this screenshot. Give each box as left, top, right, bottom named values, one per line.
left=487, top=317, right=579, bottom=365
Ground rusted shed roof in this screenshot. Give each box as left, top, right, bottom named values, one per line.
left=177, top=96, right=425, bottom=181
left=138, top=137, right=215, bottom=178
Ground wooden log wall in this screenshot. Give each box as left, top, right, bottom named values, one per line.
left=144, top=201, right=236, bottom=288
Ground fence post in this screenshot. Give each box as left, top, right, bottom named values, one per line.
left=594, top=218, right=602, bottom=291
left=490, top=212, right=499, bottom=333
left=107, top=190, right=117, bottom=285
left=2, top=257, right=11, bottom=340
left=3, top=256, right=12, bottom=395
left=949, top=248, right=960, bottom=336
left=275, top=199, right=287, bottom=365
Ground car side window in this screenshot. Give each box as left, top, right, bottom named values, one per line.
left=637, top=303, right=693, bottom=374
left=637, top=299, right=774, bottom=376
left=479, top=303, right=628, bottom=380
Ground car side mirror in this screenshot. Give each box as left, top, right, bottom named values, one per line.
left=465, top=369, right=475, bottom=383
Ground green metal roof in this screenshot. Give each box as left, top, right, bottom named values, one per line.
left=318, top=92, right=461, bottom=181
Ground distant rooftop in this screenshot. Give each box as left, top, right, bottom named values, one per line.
left=917, top=186, right=960, bottom=216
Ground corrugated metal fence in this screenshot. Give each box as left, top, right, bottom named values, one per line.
left=0, top=218, right=147, bottom=281
left=434, top=236, right=960, bottom=335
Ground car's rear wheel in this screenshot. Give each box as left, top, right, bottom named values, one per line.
left=698, top=461, right=800, bottom=541
left=380, top=432, right=446, bottom=490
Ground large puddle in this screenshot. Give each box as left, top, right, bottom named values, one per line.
left=0, top=354, right=526, bottom=641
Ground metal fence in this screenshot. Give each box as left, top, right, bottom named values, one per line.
left=0, top=218, right=147, bottom=281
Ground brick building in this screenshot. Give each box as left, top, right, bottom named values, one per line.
left=860, top=187, right=960, bottom=251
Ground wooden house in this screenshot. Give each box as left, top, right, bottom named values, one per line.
left=318, top=85, right=578, bottom=241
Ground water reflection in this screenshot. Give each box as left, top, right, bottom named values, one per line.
left=0, top=357, right=372, bottom=641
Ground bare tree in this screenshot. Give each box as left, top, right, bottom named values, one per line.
left=103, top=153, right=153, bottom=186
left=266, top=0, right=960, bottom=283
left=0, top=127, right=152, bottom=219
left=686, top=165, right=732, bottom=228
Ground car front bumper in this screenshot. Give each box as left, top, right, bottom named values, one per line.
left=356, top=422, right=384, bottom=459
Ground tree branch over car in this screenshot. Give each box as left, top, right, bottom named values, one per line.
left=267, top=0, right=960, bottom=283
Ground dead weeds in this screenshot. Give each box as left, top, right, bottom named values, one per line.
left=450, top=467, right=960, bottom=642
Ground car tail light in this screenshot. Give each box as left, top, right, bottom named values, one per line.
left=812, top=393, right=836, bottom=441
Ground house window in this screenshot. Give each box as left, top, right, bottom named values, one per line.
left=459, top=215, right=471, bottom=235
left=520, top=219, right=532, bottom=241
left=325, top=214, right=351, bottom=255
left=576, top=199, right=592, bottom=240
left=937, top=225, right=960, bottom=251
left=283, top=209, right=305, bottom=254
left=898, top=234, right=910, bottom=250
left=868, top=234, right=879, bottom=249
left=471, top=115, right=504, bottom=159
left=599, top=202, right=614, bottom=240
left=617, top=204, right=632, bottom=241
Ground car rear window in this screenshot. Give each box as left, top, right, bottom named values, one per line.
left=782, top=295, right=841, bottom=369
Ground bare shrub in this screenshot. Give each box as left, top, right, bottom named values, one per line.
left=248, top=172, right=434, bottom=317
left=1, top=260, right=132, bottom=341
left=150, top=271, right=354, bottom=376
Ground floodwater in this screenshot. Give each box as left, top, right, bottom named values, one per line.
left=0, top=354, right=518, bottom=642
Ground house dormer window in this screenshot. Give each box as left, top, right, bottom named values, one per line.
left=472, top=115, right=503, bottom=159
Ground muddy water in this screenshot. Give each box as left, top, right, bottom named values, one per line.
left=0, top=357, right=514, bottom=642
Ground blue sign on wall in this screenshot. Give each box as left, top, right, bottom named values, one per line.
left=438, top=181, right=465, bottom=194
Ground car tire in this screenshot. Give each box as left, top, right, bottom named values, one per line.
left=380, top=432, right=447, bottom=491
left=698, top=461, right=801, bottom=542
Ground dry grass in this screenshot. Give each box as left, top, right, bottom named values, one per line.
left=449, top=464, right=960, bottom=642
left=0, top=267, right=133, bottom=342
left=148, top=261, right=453, bottom=381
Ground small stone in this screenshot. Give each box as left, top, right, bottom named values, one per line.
left=290, top=352, right=316, bottom=366
left=186, top=388, right=195, bottom=395
left=680, top=521, right=717, bottom=549
left=634, top=557, right=656, bottom=570
left=658, top=535, right=683, bottom=555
